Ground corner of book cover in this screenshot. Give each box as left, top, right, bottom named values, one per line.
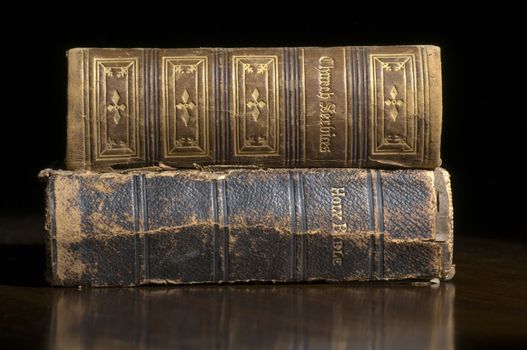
left=422, top=44, right=441, bottom=55
left=66, top=47, right=86, bottom=57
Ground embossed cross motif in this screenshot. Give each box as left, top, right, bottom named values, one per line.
left=246, top=88, right=266, bottom=122
left=384, top=86, right=404, bottom=121
left=107, top=90, right=126, bottom=125
left=176, top=89, right=196, bottom=127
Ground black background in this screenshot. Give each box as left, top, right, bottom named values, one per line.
left=0, top=13, right=523, bottom=240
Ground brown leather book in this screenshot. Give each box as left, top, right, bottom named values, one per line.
left=41, top=168, right=454, bottom=287
left=67, top=46, right=442, bottom=170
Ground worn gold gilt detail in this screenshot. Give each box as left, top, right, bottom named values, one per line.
left=174, top=65, right=198, bottom=74
left=176, top=89, right=196, bottom=127
left=371, top=54, right=417, bottom=154
left=94, top=58, right=139, bottom=160
left=103, top=64, right=131, bottom=78
left=161, top=56, right=209, bottom=158
left=107, top=90, right=126, bottom=125
left=243, top=64, right=253, bottom=73
left=233, top=55, right=279, bottom=155
left=257, top=64, right=268, bottom=74
left=384, top=86, right=404, bottom=122
left=246, top=88, right=266, bottom=122
left=107, top=138, right=127, bottom=149
left=381, top=62, right=405, bottom=72
left=243, top=63, right=269, bottom=74
left=174, top=137, right=198, bottom=147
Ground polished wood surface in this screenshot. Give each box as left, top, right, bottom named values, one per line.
left=0, top=236, right=526, bottom=349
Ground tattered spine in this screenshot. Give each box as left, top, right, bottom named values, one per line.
left=43, top=168, right=454, bottom=286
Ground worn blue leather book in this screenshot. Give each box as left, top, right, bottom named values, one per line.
left=41, top=168, right=454, bottom=286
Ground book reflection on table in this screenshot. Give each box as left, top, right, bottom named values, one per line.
left=48, top=283, right=454, bottom=349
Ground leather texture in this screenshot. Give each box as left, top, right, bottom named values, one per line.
left=42, top=168, right=454, bottom=287
left=66, top=46, right=442, bottom=170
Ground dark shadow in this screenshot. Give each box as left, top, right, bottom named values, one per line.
left=0, top=245, right=47, bottom=286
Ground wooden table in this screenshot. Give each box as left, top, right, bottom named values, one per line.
left=1, top=236, right=526, bottom=349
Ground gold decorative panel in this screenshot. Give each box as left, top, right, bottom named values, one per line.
left=94, top=59, right=139, bottom=159
left=233, top=56, right=279, bottom=155
left=371, top=54, right=417, bottom=154
left=162, top=57, right=209, bottom=158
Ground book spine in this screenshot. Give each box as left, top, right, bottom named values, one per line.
left=65, top=49, right=86, bottom=170
left=43, top=168, right=454, bottom=287
left=66, top=46, right=442, bottom=170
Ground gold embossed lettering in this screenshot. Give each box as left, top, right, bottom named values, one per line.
left=333, top=238, right=343, bottom=266
left=317, top=57, right=337, bottom=153
left=332, top=223, right=347, bottom=233
left=331, top=187, right=347, bottom=266
left=316, top=56, right=335, bottom=99
left=176, top=89, right=196, bottom=127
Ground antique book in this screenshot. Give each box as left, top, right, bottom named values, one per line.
left=41, top=168, right=454, bottom=287
left=66, top=46, right=442, bottom=170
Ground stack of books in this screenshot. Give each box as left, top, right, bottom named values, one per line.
left=40, top=46, right=454, bottom=286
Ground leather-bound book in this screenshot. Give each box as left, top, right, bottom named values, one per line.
left=66, top=46, right=442, bottom=170
left=41, top=168, right=454, bottom=286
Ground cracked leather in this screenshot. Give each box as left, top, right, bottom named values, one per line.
left=41, top=168, right=454, bottom=287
